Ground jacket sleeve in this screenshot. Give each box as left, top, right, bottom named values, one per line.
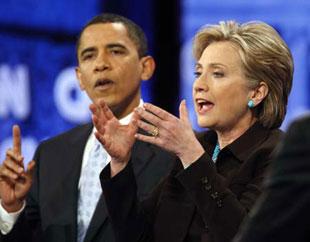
left=100, top=161, right=166, bottom=242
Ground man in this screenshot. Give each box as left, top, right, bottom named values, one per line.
left=234, top=115, right=310, bottom=242
left=0, top=13, right=175, bottom=242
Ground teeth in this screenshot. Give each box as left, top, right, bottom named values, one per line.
left=196, top=99, right=208, bottom=105
left=197, top=100, right=207, bottom=104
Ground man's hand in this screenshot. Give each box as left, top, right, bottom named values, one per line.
left=90, top=100, right=139, bottom=177
left=0, top=125, right=35, bottom=212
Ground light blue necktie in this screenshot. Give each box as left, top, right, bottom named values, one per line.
left=77, top=139, right=108, bottom=242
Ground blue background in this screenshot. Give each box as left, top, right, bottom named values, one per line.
left=1, top=0, right=310, bottom=163
left=180, top=0, right=310, bottom=131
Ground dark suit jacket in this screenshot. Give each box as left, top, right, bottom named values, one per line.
left=234, top=116, right=310, bottom=242
left=101, top=122, right=283, bottom=242
left=1, top=123, right=175, bottom=242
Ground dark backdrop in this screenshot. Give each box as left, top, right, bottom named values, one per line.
left=0, top=0, right=180, bottom=163
left=1, top=0, right=310, bottom=163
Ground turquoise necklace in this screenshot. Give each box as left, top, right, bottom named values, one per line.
left=212, top=143, right=221, bottom=162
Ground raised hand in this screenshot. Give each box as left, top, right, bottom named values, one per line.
left=0, top=125, right=35, bottom=212
left=90, top=100, right=139, bottom=177
left=135, top=100, right=205, bottom=167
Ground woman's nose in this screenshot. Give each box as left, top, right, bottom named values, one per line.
left=193, top=77, right=208, bottom=93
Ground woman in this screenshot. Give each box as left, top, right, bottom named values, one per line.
left=91, top=21, right=293, bottom=242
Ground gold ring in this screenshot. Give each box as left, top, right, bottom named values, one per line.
left=150, top=126, right=159, bottom=137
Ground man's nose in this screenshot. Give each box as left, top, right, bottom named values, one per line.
left=95, top=54, right=110, bottom=71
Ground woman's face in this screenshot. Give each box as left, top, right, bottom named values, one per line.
left=193, top=41, right=254, bottom=131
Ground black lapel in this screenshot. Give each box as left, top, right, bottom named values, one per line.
left=131, top=139, right=155, bottom=177
left=84, top=140, right=156, bottom=242
left=41, top=123, right=93, bottom=241
left=83, top=193, right=108, bottom=242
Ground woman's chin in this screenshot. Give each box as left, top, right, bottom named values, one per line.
left=197, top=119, right=213, bottom=129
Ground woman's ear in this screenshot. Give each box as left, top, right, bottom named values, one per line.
left=250, top=81, right=269, bottom=106
left=140, top=56, right=156, bottom=81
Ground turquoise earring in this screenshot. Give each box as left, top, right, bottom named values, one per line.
left=247, top=99, right=255, bottom=109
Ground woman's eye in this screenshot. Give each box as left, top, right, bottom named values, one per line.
left=194, top=71, right=201, bottom=77
left=213, top=72, right=224, bottom=77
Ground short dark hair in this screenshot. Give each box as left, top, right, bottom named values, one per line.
left=76, top=13, right=148, bottom=58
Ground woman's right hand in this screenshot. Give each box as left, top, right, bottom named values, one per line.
left=0, top=125, right=35, bottom=213
left=135, top=100, right=205, bottom=168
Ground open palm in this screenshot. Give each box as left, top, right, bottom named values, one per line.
left=90, top=100, right=138, bottom=163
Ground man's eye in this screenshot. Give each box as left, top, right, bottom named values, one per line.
left=82, top=54, right=93, bottom=60
left=111, top=49, right=124, bottom=55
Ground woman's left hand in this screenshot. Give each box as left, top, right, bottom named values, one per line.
left=135, top=100, right=205, bottom=167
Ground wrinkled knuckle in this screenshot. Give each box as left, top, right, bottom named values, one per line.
left=3, top=159, right=10, bottom=166
left=157, top=139, right=165, bottom=146
left=163, top=122, right=173, bottom=130
left=6, top=150, right=11, bottom=156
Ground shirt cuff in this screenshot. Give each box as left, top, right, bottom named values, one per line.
left=0, top=199, right=25, bottom=234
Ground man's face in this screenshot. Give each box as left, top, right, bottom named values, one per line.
left=76, top=23, right=151, bottom=119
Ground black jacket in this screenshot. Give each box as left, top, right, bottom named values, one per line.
left=101, top=123, right=283, bottom=242
left=1, top=123, right=175, bottom=242
left=234, top=116, right=310, bottom=242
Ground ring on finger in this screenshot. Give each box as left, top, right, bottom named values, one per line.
left=149, top=126, right=159, bottom=137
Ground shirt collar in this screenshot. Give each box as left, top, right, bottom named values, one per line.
left=201, top=122, right=273, bottom=163
left=225, top=122, right=271, bottom=162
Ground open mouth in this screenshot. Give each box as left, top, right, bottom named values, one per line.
left=94, top=79, right=114, bottom=89
left=196, top=98, right=214, bottom=113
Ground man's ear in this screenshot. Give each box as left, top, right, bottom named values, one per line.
left=75, top=66, right=85, bottom=90
left=250, top=81, right=269, bottom=106
left=140, top=56, right=155, bottom=81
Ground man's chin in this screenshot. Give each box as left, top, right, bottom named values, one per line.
left=93, top=96, right=114, bottom=106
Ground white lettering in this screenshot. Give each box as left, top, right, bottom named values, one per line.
left=0, top=64, right=30, bottom=120
left=54, top=67, right=91, bottom=123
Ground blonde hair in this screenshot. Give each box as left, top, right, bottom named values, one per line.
left=193, top=21, right=293, bottom=129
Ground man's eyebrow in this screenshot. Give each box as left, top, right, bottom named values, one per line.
left=106, top=43, right=127, bottom=50
left=80, top=47, right=96, bottom=57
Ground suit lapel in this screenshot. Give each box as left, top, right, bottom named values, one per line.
left=64, top=124, right=93, bottom=238
left=41, top=124, right=93, bottom=241
left=131, top=140, right=155, bottom=176
left=83, top=194, right=108, bottom=242
left=84, top=140, right=155, bottom=242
